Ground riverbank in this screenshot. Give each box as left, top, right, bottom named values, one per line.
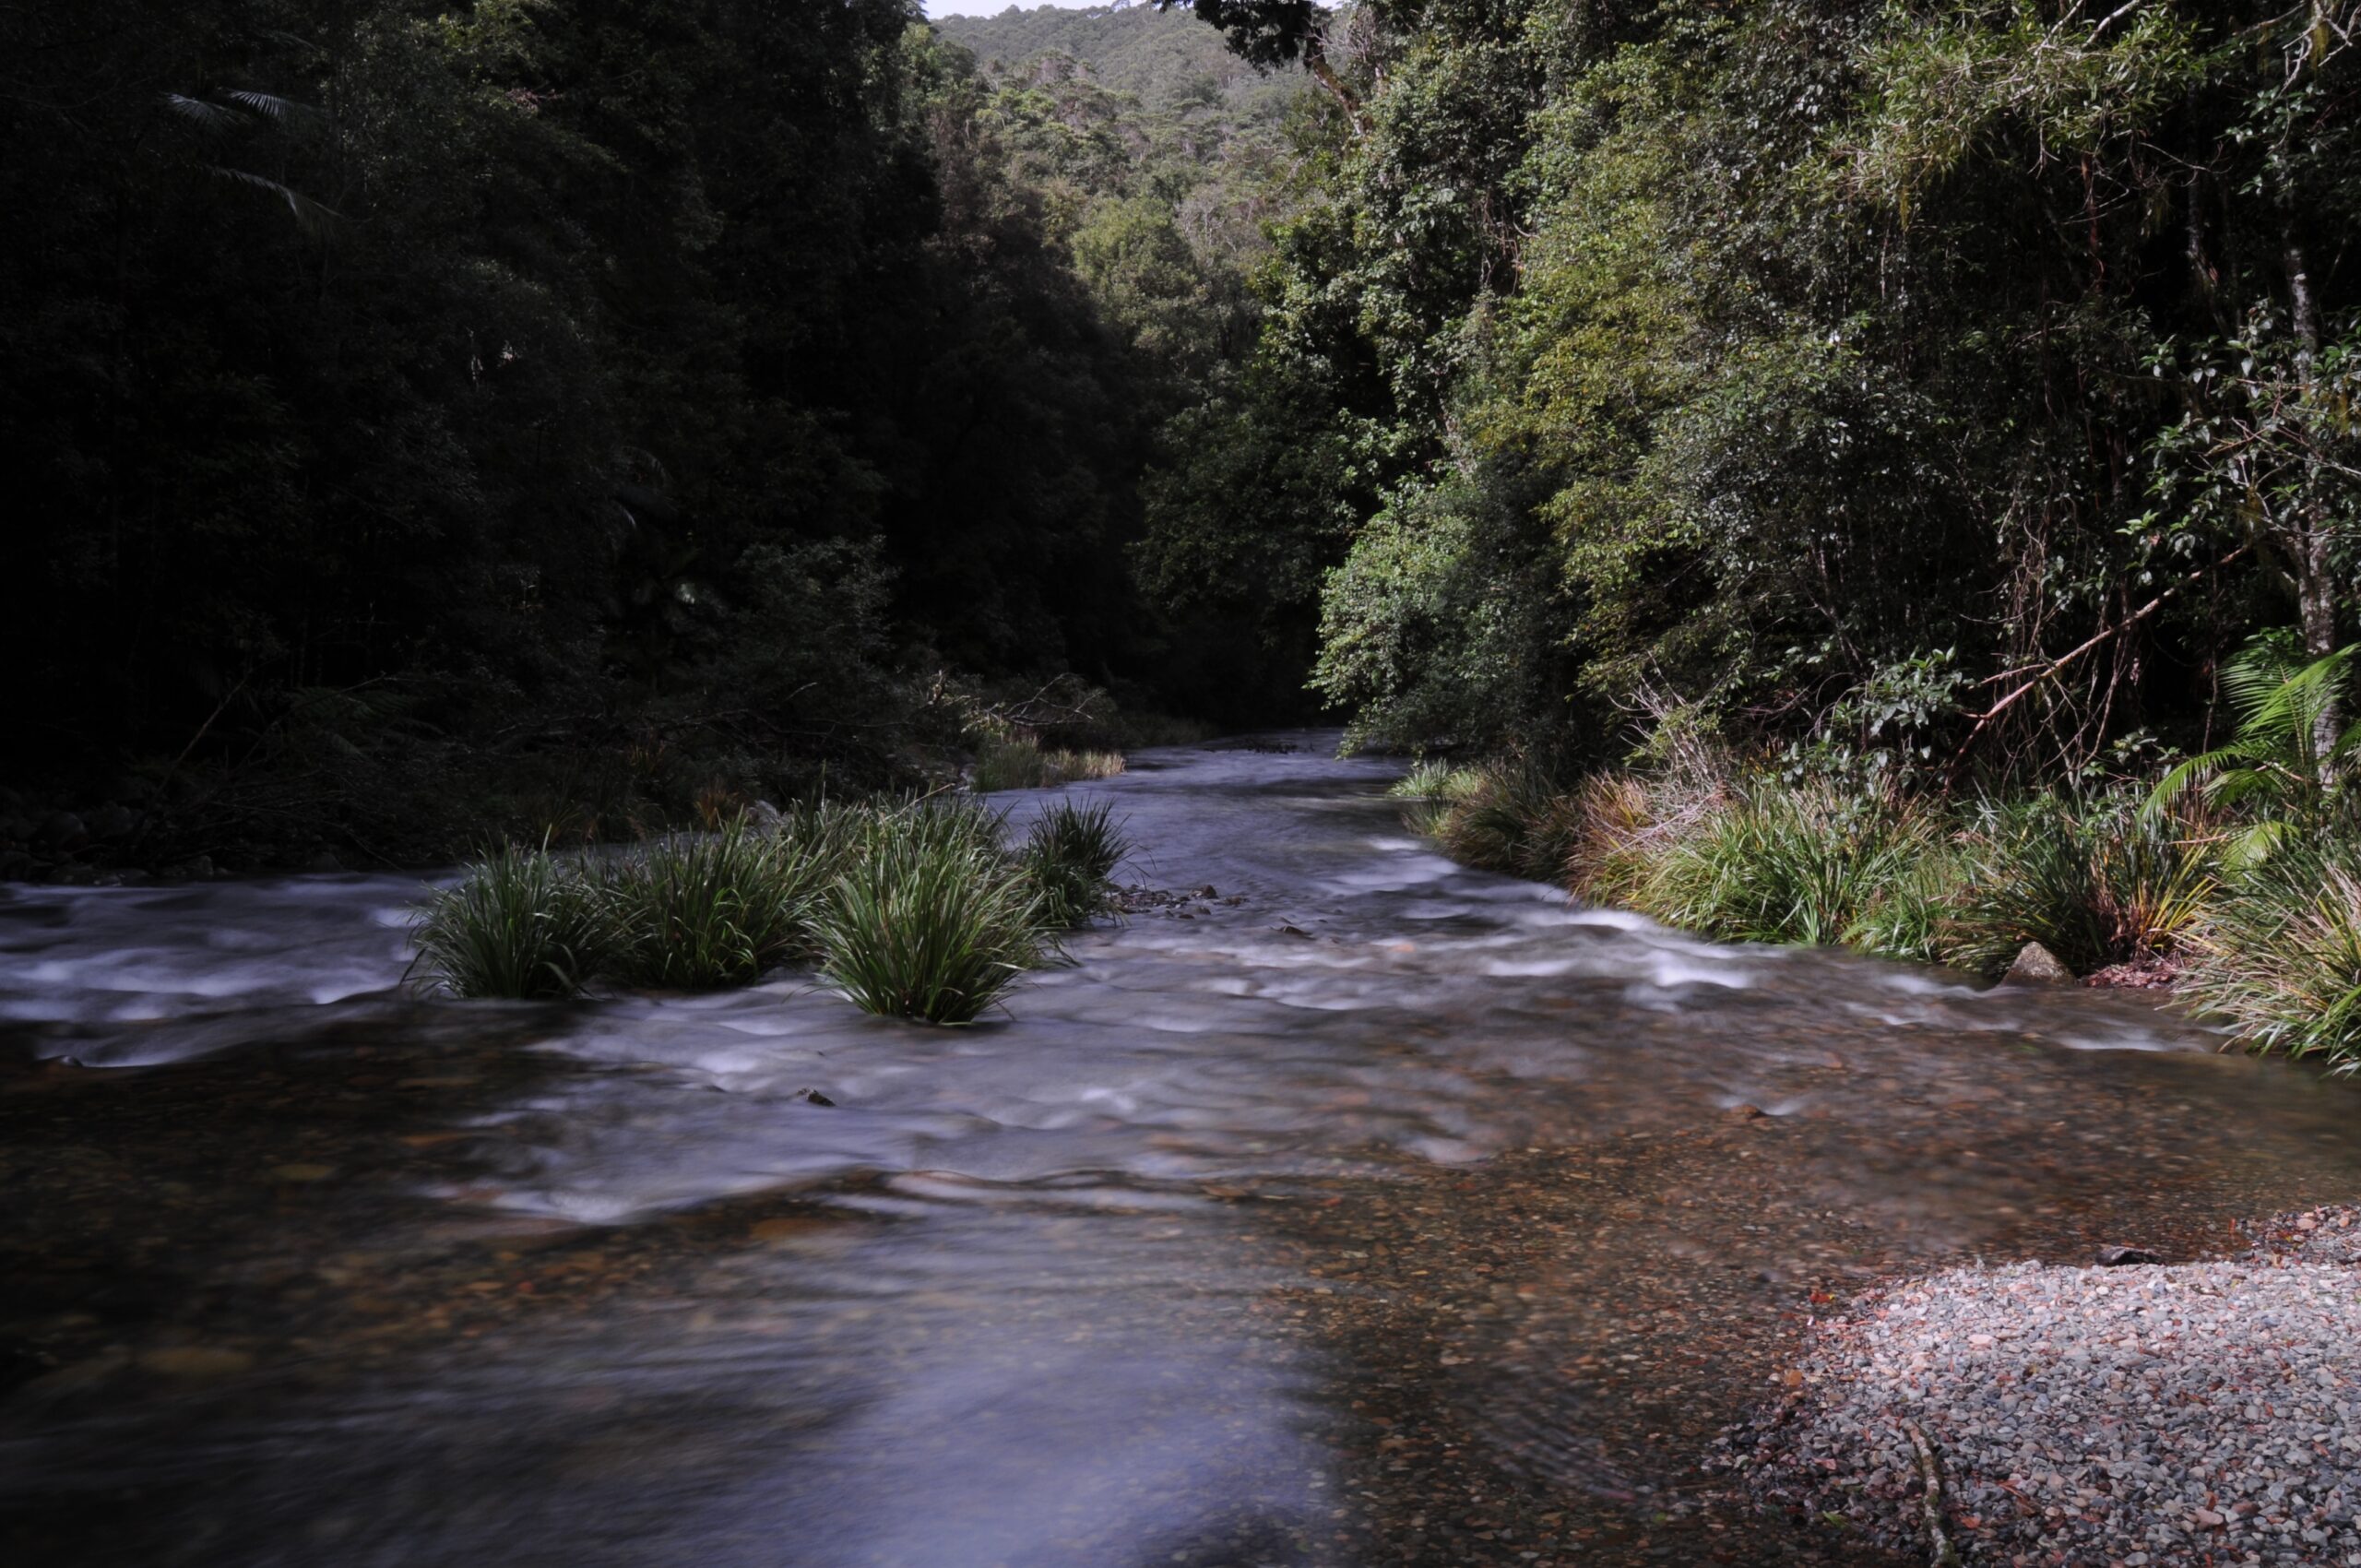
left=1391, top=756, right=2361, bottom=1074
left=1726, top=1206, right=2361, bottom=1565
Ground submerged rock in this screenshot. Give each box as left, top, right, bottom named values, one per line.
left=1999, top=941, right=2072, bottom=986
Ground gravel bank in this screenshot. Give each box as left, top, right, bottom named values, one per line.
left=1726, top=1208, right=2361, bottom=1566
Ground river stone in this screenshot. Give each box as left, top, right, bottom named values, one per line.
left=2000, top=941, right=2074, bottom=985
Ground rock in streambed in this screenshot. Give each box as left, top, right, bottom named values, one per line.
left=1727, top=1207, right=2361, bottom=1565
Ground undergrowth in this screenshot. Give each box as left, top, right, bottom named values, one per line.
left=1394, top=754, right=2361, bottom=1066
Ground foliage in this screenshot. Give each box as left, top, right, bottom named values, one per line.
left=409, top=843, right=605, bottom=1002
left=1631, top=784, right=1946, bottom=958
left=2148, top=631, right=2361, bottom=866
left=0, top=0, right=1206, bottom=829
left=814, top=817, right=1050, bottom=1026
left=1020, top=799, right=1133, bottom=925
left=591, top=822, right=837, bottom=991
left=1946, top=799, right=2216, bottom=979
left=2184, top=833, right=2361, bottom=1071
left=972, top=737, right=1128, bottom=792
left=1151, top=0, right=2361, bottom=773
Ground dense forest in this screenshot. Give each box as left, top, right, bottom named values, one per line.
left=5, top=2, right=2358, bottom=887
left=0, top=0, right=1313, bottom=867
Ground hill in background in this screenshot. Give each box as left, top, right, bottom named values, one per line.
left=934, top=2, right=1299, bottom=120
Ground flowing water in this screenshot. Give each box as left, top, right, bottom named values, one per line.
left=4, top=737, right=2359, bottom=1567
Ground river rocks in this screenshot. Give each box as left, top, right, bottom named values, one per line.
left=35, top=810, right=88, bottom=849
left=1999, top=941, right=2073, bottom=986
left=1726, top=1229, right=2361, bottom=1564
left=85, top=803, right=139, bottom=841
left=745, top=799, right=786, bottom=834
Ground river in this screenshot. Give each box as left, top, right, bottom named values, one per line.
left=4, top=736, right=2358, bottom=1566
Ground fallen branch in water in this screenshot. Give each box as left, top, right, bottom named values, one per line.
left=1902, top=1420, right=1964, bottom=1568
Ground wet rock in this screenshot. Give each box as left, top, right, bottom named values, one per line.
left=2094, top=1245, right=2163, bottom=1266
left=797, top=1088, right=836, bottom=1107
left=2000, top=941, right=2073, bottom=986
left=746, top=799, right=785, bottom=833
left=35, top=810, right=87, bottom=849
left=86, top=803, right=138, bottom=840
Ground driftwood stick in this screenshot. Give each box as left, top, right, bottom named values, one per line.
left=1902, top=1420, right=1964, bottom=1568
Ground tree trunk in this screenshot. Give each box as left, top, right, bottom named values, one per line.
left=2286, top=239, right=2342, bottom=783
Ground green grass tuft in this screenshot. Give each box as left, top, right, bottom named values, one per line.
left=410, top=842, right=604, bottom=1000
left=2182, top=837, right=2361, bottom=1069
left=972, top=735, right=1126, bottom=792
left=1022, top=798, right=1132, bottom=925
left=593, top=818, right=837, bottom=989
left=813, top=818, right=1049, bottom=1024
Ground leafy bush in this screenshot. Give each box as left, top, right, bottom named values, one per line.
left=2182, top=835, right=2361, bottom=1070
left=813, top=823, right=1048, bottom=1024
left=1022, top=799, right=1132, bottom=925
left=410, top=843, right=605, bottom=1000
left=593, top=819, right=839, bottom=989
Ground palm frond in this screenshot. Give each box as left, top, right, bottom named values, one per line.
left=206, top=165, right=343, bottom=236
left=160, top=93, right=240, bottom=134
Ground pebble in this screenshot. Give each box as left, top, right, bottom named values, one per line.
left=1726, top=1206, right=2361, bottom=1564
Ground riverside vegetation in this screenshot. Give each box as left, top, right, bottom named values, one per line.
left=1395, top=635, right=2361, bottom=1068
left=411, top=797, right=1132, bottom=1024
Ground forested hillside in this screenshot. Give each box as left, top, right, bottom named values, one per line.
left=0, top=0, right=1281, bottom=861
left=1145, top=0, right=2360, bottom=778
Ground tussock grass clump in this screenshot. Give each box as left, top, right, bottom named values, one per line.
left=1394, top=760, right=1587, bottom=882
left=972, top=735, right=1125, bottom=792
left=1631, top=783, right=1945, bottom=956
left=813, top=821, right=1048, bottom=1025
left=594, top=820, right=838, bottom=990
left=1944, top=799, right=2215, bottom=979
left=1022, top=799, right=1132, bottom=926
left=410, top=842, right=604, bottom=1000
left=2182, top=838, right=2361, bottom=1070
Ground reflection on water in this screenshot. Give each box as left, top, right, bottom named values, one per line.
left=3, top=736, right=2357, bottom=1567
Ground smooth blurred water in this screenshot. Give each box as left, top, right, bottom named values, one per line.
left=4, top=736, right=2357, bottom=1567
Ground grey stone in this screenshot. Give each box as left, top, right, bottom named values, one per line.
left=2001, top=940, right=2075, bottom=985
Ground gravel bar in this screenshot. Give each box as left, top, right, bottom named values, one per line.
left=1725, top=1207, right=2361, bottom=1566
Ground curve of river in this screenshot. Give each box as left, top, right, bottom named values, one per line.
left=4, top=736, right=2358, bottom=1567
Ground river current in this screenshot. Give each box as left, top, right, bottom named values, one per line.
left=4, top=737, right=2358, bottom=1566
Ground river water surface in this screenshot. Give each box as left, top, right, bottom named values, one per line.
left=5, top=737, right=2359, bottom=1566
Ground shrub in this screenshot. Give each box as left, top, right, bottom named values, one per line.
left=813, top=823, right=1048, bottom=1024
left=594, top=819, right=836, bottom=989
left=1022, top=799, right=1132, bottom=925
left=410, top=843, right=605, bottom=1000
left=2182, top=835, right=2361, bottom=1069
